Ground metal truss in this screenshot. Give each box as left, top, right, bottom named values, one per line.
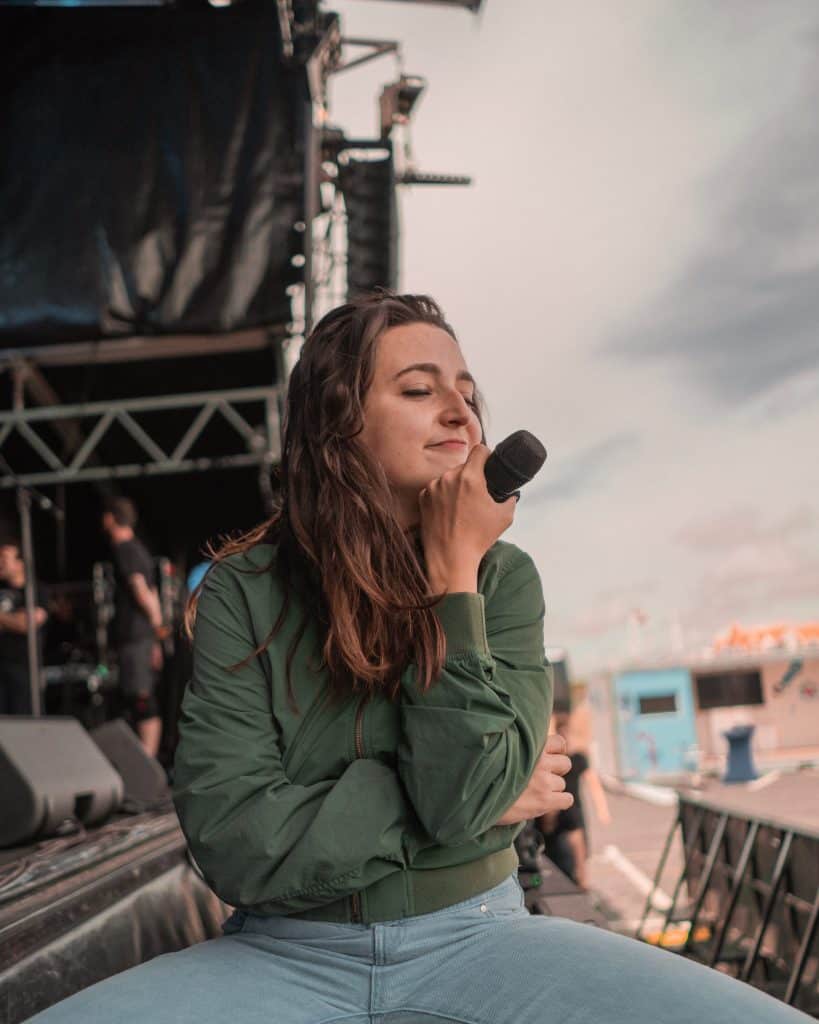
left=638, top=793, right=819, bottom=1013
left=0, top=386, right=281, bottom=489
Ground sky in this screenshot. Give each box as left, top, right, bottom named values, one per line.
left=327, top=0, right=819, bottom=675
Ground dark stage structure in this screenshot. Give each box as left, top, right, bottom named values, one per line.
left=0, top=1, right=477, bottom=1018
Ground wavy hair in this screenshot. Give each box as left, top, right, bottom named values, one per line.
left=187, top=291, right=485, bottom=710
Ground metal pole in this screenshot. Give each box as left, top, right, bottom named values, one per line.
left=303, top=95, right=320, bottom=337
left=12, top=363, right=42, bottom=716
left=708, top=820, right=760, bottom=968
left=740, top=830, right=793, bottom=982
left=16, top=486, right=42, bottom=716
left=681, top=811, right=729, bottom=955
left=636, top=800, right=681, bottom=939
left=784, top=887, right=819, bottom=1006
left=56, top=484, right=67, bottom=579
left=658, top=803, right=707, bottom=938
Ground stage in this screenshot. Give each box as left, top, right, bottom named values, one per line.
left=0, top=801, right=605, bottom=1023
left=0, top=810, right=226, bottom=1024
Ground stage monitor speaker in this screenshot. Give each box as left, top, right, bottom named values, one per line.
left=0, top=716, right=124, bottom=847
left=90, top=719, right=169, bottom=808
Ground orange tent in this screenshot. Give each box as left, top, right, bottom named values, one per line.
left=713, top=621, right=819, bottom=652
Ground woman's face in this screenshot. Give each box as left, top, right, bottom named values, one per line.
left=358, top=321, right=483, bottom=528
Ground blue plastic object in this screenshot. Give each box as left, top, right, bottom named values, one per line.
left=722, top=724, right=758, bottom=784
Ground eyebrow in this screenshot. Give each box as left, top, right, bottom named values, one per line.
left=391, top=362, right=475, bottom=385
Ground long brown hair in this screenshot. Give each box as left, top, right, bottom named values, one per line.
left=188, top=292, right=485, bottom=708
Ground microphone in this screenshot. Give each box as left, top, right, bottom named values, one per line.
left=484, top=430, right=547, bottom=503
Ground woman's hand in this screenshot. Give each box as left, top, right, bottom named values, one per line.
left=495, top=733, right=573, bottom=826
left=420, top=444, right=517, bottom=593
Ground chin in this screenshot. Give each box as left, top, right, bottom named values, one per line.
left=426, top=445, right=469, bottom=462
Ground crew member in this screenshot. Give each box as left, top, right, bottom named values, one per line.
left=102, top=497, right=164, bottom=756
left=0, top=532, right=48, bottom=715
left=538, top=709, right=612, bottom=889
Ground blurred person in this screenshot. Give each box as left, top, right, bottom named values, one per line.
left=43, top=591, right=84, bottom=663
left=101, top=497, right=164, bottom=757
left=0, top=533, right=48, bottom=715
left=538, top=709, right=611, bottom=889
left=32, top=294, right=807, bottom=1024
left=186, top=559, right=211, bottom=595
left=157, top=558, right=212, bottom=769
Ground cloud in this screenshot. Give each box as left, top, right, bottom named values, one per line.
left=607, top=60, right=819, bottom=407
left=745, top=365, right=819, bottom=422
left=524, top=432, right=639, bottom=503
left=683, top=536, right=819, bottom=630
left=675, top=504, right=819, bottom=629
left=553, top=579, right=658, bottom=640
left=675, top=505, right=816, bottom=550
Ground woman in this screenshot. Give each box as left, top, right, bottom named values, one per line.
left=31, top=293, right=809, bottom=1023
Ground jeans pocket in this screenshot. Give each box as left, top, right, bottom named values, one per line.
left=480, top=875, right=528, bottom=919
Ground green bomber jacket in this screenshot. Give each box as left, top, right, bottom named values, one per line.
left=172, top=538, right=553, bottom=925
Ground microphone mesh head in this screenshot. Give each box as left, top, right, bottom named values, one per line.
left=494, top=430, right=547, bottom=487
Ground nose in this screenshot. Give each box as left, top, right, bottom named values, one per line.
left=440, top=389, right=471, bottom=425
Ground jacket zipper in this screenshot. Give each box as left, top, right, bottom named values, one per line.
left=350, top=693, right=368, bottom=924
left=350, top=891, right=362, bottom=923
left=354, top=694, right=367, bottom=759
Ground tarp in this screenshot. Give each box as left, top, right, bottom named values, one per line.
left=0, top=814, right=227, bottom=1024
left=0, top=0, right=305, bottom=349
left=0, top=859, right=226, bottom=1023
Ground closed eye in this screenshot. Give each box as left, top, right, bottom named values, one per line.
left=403, top=389, right=478, bottom=410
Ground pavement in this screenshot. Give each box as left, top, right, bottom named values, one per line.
left=583, top=787, right=682, bottom=935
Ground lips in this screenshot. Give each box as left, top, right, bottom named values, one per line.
left=428, top=440, right=467, bottom=450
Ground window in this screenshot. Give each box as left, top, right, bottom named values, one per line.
left=694, top=670, right=764, bottom=710
left=638, top=694, right=678, bottom=715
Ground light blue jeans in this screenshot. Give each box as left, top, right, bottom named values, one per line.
left=28, top=874, right=810, bottom=1023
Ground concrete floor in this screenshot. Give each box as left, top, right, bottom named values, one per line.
left=584, top=787, right=682, bottom=933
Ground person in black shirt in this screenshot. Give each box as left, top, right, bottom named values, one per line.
left=102, top=497, right=164, bottom=757
left=0, top=535, right=48, bottom=715
left=537, top=710, right=611, bottom=889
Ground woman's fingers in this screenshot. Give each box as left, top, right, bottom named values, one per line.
left=494, top=734, right=576, bottom=827
left=551, top=791, right=575, bottom=812
left=540, top=752, right=571, bottom=778
left=543, top=732, right=568, bottom=756
left=460, top=443, right=492, bottom=487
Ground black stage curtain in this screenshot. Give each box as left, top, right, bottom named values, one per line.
left=0, top=0, right=305, bottom=347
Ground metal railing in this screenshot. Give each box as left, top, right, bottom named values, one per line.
left=638, top=792, right=819, bottom=1015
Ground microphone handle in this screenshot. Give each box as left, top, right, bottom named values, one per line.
left=487, top=483, right=521, bottom=504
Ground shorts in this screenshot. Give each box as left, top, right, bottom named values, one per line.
left=118, top=637, right=156, bottom=698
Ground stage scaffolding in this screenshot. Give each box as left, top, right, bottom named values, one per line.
left=0, top=0, right=479, bottom=715
left=0, top=385, right=281, bottom=489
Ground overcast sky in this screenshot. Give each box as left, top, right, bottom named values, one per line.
left=328, top=0, right=819, bottom=675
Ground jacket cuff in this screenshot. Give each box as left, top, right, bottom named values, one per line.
left=434, top=593, right=490, bottom=659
